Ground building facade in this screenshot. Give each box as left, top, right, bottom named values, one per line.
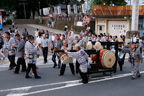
left=92, top=5, right=144, bottom=36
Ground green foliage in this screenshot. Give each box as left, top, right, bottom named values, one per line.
left=93, top=0, right=127, bottom=6
left=0, top=0, right=19, bottom=10
left=6, top=20, right=12, bottom=25
left=45, top=0, right=64, bottom=6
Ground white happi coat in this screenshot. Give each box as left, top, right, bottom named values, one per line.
left=68, top=49, right=88, bottom=73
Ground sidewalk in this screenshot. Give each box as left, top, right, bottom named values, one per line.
left=25, top=24, right=79, bottom=36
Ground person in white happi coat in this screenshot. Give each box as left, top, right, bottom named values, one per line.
left=49, top=32, right=55, bottom=52
left=64, top=44, right=89, bottom=84
left=25, top=36, right=41, bottom=79
left=59, top=40, right=75, bottom=76
left=67, top=32, right=75, bottom=50
left=3, top=32, right=16, bottom=70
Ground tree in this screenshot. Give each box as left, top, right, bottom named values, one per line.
left=0, top=0, right=19, bottom=11
left=93, top=0, right=127, bottom=6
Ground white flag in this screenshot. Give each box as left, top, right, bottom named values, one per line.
left=82, top=4, right=86, bottom=14
left=57, top=6, right=61, bottom=14
left=43, top=8, right=49, bottom=15
left=67, top=5, right=71, bottom=14
left=54, top=7, right=57, bottom=14
left=73, top=4, right=77, bottom=14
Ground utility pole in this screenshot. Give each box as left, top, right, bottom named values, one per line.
left=131, top=0, right=139, bottom=31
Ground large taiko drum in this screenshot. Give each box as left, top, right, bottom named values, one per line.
left=91, top=49, right=116, bottom=69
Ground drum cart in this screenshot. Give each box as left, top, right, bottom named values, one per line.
left=55, top=42, right=121, bottom=79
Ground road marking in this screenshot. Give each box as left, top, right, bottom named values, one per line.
left=4, top=71, right=144, bottom=96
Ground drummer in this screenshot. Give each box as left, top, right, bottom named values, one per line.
left=59, top=40, right=75, bottom=76
left=64, top=44, right=89, bottom=84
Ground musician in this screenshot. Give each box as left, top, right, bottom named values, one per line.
left=3, top=32, right=16, bottom=70
left=13, top=34, right=26, bottom=74
left=59, top=40, right=75, bottom=76
left=64, top=44, right=89, bottom=84
left=103, top=36, right=110, bottom=49
left=52, top=34, right=62, bottom=68
left=130, top=43, right=143, bottom=80
left=25, top=36, right=41, bottom=79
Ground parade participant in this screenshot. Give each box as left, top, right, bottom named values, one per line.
left=131, top=34, right=136, bottom=43
left=45, top=30, right=49, bottom=39
left=64, top=44, right=89, bottom=84
left=67, top=32, right=75, bottom=50
left=22, top=28, right=29, bottom=40
left=13, top=34, right=26, bottom=74
left=130, top=44, right=143, bottom=80
left=59, top=40, right=75, bottom=76
left=41, top=29, right=45, bottom=35
left=34, top=28, right=39, bottom=39
left=41, top=34, right=50, bottom=63
left=0, top=29, right=5, bottom=60
left=100, top=33, right=105, bottom=42
left=119, top=35, right=123, bottom=42
left=52, top=34, right=62, bottom=68
left=64, top=29, right=68, bottom=39
left=25, top=36, right=41, bottom=79
left=109, top=35, right=113, bottom=42
left=15, top=27, right=20, bottom=35
left=49, top=32, right=55, bottom=52
left=78, top=35, right=85, bottom=49
left=61, top=34, right=65, bottom=41
left=104, top=36, right=110, bottom=49
left=10, top=30, right=15, bottom=39
left=123, top=30, right=126, bottom=42
left=3, top=32, right=16, bottom=70
left=80, top=30, right=83, bottom=35
left=8, top=28, right=11, bottom=33
left=36, top=32, right=42, bottom=45
left=91, top=34, right=95, bottom=42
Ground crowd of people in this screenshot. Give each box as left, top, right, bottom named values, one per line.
left=0, top=26, right=143, bottom=84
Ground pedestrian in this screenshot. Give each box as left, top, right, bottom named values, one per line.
left=41, top=34, right=50, bottom=63
left=64, top=24, right=68, bottom=31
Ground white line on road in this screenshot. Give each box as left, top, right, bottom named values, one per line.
left=4, top=71, right=144, bottom=96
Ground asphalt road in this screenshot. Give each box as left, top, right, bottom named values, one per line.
left=0, top=24, right=144, bottom=96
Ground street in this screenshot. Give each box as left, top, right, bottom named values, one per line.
left=0, top=24, right=144, bottom=96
